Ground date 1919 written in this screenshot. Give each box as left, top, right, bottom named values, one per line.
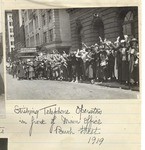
left=88, top=137, right=104, bottom=145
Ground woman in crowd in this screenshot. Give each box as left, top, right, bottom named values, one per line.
left=128, top=38, right=139, bottom=85
left=11, top=61, right=17, bottom=78
left=17, top=61, right=25, bottom=80
left=28, top=61, right=35, bottom=80
left=119, top=40, right=129, bottom=84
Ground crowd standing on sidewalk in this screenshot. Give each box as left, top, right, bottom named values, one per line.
left=7, top=35, right=139, bottom=86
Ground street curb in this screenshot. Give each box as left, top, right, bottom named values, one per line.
left=96, top=83, right=139, bottom=92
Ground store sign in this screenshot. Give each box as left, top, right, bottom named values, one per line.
left=20, top=48, right=37, bottom=53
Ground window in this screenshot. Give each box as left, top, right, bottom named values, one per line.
left=25, top=25, right=28, bottom=35
left=29, top=20, right=33, bottom=32
left=10, top=28, right=13, bottom=33
left=9, top=22, right=13, bottom=26
left=26, top=38, right=29, bottom=47
left=123, top=11, right=134, bottom=38
left=92, top=16, right=104, bottom=45
left=23, top=11, right=27, bottom=22
left=47, top=10, right=52, bottom=23
left=10, top=34, right=14, bottom=38
left=30, top=36, right=34, bottom=47
left=11, top=41, right=14, bottom=45
left=42, top=14, right=46, bottom=26
left=11, top=47, right=14, bottom=51
left=36, top=33, right=40, bottom=45
left=43, top=32, right=47, bottom=43
left=49, top=29, right=53, bottom=42
left=28, top=9, right=33, bottom=19
left=34, top=16, right=39, bottom=29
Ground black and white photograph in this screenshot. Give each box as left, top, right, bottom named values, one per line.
left=5, top=7, right=140, bottom=100
left=0, top=138, right=8, bottom=150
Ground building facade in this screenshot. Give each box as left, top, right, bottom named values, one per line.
left=23, top=9, right=71, bottom=54
left=5, top=11, right=15, bottom=58
left=12, top=10, right=26, bottom=52
left=67, top=7, right=138, bottom=51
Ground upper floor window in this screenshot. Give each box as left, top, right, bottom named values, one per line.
left=36, top=33, right=40, bottom=45
left=42, top=14, right=46, bottom=26
left=9, top=15, right=12, bottom=19
left=49, top=29, right=53, bottom=42
left=47, top=10, right=52, bottom=23
left=11, top=41, right=14, bottom=46
left=28, top=9, right=33, bottom=19
left=25, top=25, right=29, bottom=35
left=24, top=12, right=28, bottom=22
left=10, top=28, right=13, bottom=33
left=26, top=38, right=29, bottom=47
left=43, top=32, right=47, bottom=43
left=29, top=20, right=33, bottom=32
left=30, top=36, right=35, bottom=47
left=10, top=34, right=14, bottom=38
left=123, top=11, right=134, bottom=38
left=9, top=22, right=13, bottom=26
left=34, top=16, right=39, bottom=29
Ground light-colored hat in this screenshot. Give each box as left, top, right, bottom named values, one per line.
left=95, top=43, right=98, bottom=46
left=130, top=38, right=138, bottom=43
left=120, top=40, right=125, bottom=43
left=124, top=35, right=128, bottom=39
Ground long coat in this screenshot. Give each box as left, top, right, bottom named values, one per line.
left=17, top=64, right=25, bottom=78
left=121, top=48, right=129, bottom=82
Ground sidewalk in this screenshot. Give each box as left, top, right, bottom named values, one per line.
left=95, top=81, right=139, bottom=91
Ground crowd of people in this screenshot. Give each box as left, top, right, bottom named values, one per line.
left=8, top=35, right=139, bottom=86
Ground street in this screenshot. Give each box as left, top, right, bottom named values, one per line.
left=6, top=73, right=139, bottom=100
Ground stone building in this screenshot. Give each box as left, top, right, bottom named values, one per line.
left=5, top=11, right=15, bottom=60
left=12, top=10, right=26, bottom=52
left=67, top=7, right=138, bottom=51
left=23, top=9, right=71, bottom=54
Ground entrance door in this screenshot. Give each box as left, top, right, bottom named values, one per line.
left=92, top=16, right=104, bottom=44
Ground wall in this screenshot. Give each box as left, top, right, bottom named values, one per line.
left=59, top=9, right=71, bottom=45
left=68, top=7, right=138, bottom=51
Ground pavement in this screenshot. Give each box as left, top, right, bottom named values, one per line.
left=6, top=73, right=139, bottom=100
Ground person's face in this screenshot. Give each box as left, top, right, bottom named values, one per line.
left=94, top=46, right=98, bottom=52
left=132, top=42, right=137, bottom=47
left=121, top=42, right=125, bottom=47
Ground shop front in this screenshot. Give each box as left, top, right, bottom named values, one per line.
left=17, top=47, right=38, bottom=62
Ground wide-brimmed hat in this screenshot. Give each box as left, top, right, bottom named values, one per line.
left=99, top=45, right=104, bottom=49
left=130, top=38, right=138, bottom=43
